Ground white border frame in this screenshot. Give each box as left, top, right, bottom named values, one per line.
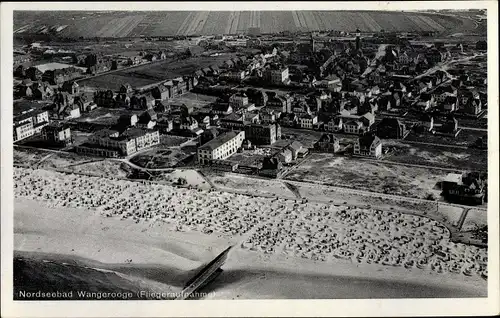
left=1, top=2, right=498, bottom=317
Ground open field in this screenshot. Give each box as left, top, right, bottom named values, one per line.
left=167, top=92, right=218, bottom=109
left=159, top=135, right=191, bottom=147
left=78, top=53, right=239, bottom=90
left=14, top=147, right=54, bottom=167
left=14, top=147, right=98, bottom=168
left=280, top=128, right=323, bottom=148
left=283, top=153, right=449, bottom=200
left=383, top=140, right=487, bottom=172
left=71, top=107, right=143, bottom=126
left=14, top=11, right=477, bottom=37
left=462, top=209, right=488, bottom=232
left=63, top=160, right=129, bottom=178
left=405, top=129, right=487, bottom=147
left=209, top=172, right=296, bottom=199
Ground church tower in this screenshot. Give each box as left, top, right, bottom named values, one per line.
left=355, top=28, right=361, bottom=51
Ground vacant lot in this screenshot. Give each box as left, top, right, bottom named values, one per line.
left=209, top=173, right=296, bottom=199
left=168, top=92, right=218, bottom=109
left=14, top=147, right=52, bottom=167
left=284, top=153, right=449, bottom=200
left=383, top=140, right=487, bottom=172
left=14, top=147, right=97, bottom=170
left=159, top=135, right=191, bottom=147
left=78, top=53, right=239, bottom=91
left=61, top=160, right=129, bottom=179
left=462, top=209, right=488, bottom=231
left=405, top=129, right=487, bottom=147
left=280, top=128, right=323, bottom=149
left=72, top=108, right=143, bottom=126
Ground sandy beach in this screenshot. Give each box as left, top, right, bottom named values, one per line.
left=13, top=167, right=487, bottom=298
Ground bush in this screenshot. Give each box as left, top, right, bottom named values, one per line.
left=425, top=193, right=436, bottom=201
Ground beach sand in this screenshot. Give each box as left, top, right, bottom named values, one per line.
left=13, top=167, right=487, bottom=298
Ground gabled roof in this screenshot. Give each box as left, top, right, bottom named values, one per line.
left=345, top=120, right=362, bottom=127
left=318, top=134, right=338, bottom=143
left=155, top=85, right=168, bottom=93
left=222, top=112, right=243, bottom=121
left=358, top=134, right=380, bottom=148
left=361, top=112, right=375, bottom=122
left=287, top=140, right=305, bottom=151
left=212, top=103, right=231, bottom=112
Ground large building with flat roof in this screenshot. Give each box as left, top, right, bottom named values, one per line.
left=76, top=128, right=159, bottom=157
left=244, top=123, right=281, bottom=145
left=13, top=104, right=49, bottom=142
left=197, top=131, right=245, bottom=164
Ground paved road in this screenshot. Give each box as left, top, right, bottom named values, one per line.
left=361, top=44, right=388, bottom=77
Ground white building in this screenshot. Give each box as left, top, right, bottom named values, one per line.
left=13, top=109, right=50, bottom=142
left=299, top=114, right=318, bottom=129
left=197, top=131, right=245, bottom=164
left=229, top=93, right=249, bottom=108
left=326, top=117, right=342, bottom=132
left=264, top=67, right=290, bottom=85
left=221, top=70, right=246, bottom=82
left=76, top=128, right=159, bottom=157
left=354, top=134, right=382, bottom=159
left=42, top=123, right=72, bottom=145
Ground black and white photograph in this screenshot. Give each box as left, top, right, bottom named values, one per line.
left=1, top=1, right=498, bottom=317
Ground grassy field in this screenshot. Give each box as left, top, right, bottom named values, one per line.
left=283, top=153, right=449, bottom=200
left=61, top=160, right=129, bottom=178
left=280, top=128, right=324, bottom=149
left=167, top=92, right=218, bottom=109
left=404, top=129, right=487, bottom=147
left=159, top=135, right=191, bottom=147
left=78, top=53, right=238, bottom=90
left=72, top=108, right=143, bottom=126
left=461, top=209, right=487, bottom=231
left=383, top=140, right=487, bottom=172
left=14, top=147, right=97, bottom=169
left=208, top=172, right=296, bottom=199
left=14, top=10, right=475, bottom=37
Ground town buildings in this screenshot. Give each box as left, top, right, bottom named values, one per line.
left=244, top=123, right=281, bottom=145
left=229, top=92, right=249, bottom=109
left=42, top=67, right=84, bottom=85
left=263, top=65, right=290, bottom=85
left=197, top=131, right=245, bottom=164
left=376, top=118, right=408, bottom=139
left=442, top=172, right=486, bottom=204
left=41, top=122, right=72, bottom=146
left=353, top=133, right=382, bottom=158
left=76, top=128, right=160, bottom=157
left=313, top=134, right=340, bottom=153
left=13, top=105, right=50, bottom=142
